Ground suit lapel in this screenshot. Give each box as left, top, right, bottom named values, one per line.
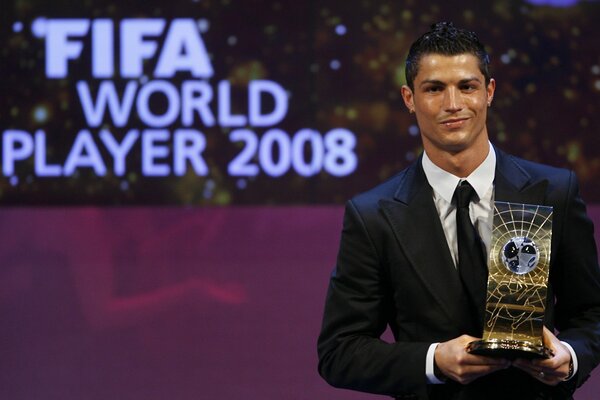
left=494, top=149, right=548, bottom=205
left=378, top=150, right=550, bottom=330
left=379, top=159, right=467, bottom=324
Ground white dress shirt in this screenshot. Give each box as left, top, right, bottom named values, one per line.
left=419, top=143, right=577, bottom=384
left=422, top=143, right=495, bottom=266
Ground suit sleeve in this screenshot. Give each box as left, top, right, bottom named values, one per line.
left=317, top=199, right=430, bottom=397
left=552, top=171, right=600, bottom=389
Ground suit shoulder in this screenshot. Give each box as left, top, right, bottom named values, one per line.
left=502, top=152, right=572, bottom=184
left=348, top=164, right=413, bottom=211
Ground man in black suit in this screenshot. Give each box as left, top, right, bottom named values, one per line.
left=317, top=22, right=600, bottom=399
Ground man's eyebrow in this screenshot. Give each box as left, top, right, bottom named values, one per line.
left=419, top=79, right=445, bottom=87
left=458, top=77, right=482, bottom=84
left=419, top=77, right=482, bottom=87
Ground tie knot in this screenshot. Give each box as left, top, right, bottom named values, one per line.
left=455, top=181, right=477, bottom=208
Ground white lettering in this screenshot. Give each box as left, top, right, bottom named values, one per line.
left=46, top=19, right=89, bottom=78
left=40, top=18, right=215, bottom=79
left=249, top=80, right=288, bottom=126
left=137, top=80, right=181, bottom=127
left=181, top=81, right=215, bottom=126
left=155, top=19, right=214, bottom=78
left=35, top=131, right=62, bottom=176
left=2, top=130, right=34, bottom=176
left=121, top=19, right=165, bottom=78
left=218, top=80, right=247, bottom=126
left=142, top=129, right=170, bottom=176
left=173, top=129, right=208, bottom=176
left=99, top=129, right=140, bottom=176
left=63, top=130, right=107, bottom=176
left=92, top=19, right=114, bottom=78
left=77, top=80, right=138, bottom=127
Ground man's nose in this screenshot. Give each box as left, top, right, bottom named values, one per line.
left=443, top=87, right=463, bottom=112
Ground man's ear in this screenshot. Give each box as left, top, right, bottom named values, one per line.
left=486, top=78, right=496, bottom=106
left=401, top=85, right=415, bottom=114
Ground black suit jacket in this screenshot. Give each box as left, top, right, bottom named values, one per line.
left=318, top=148, right=600, bottom=400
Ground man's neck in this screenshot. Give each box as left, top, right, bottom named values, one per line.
left=423, top=139, right=490, bottom=178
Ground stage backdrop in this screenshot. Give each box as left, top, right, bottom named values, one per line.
left=1, top=0, right=600, bottom=399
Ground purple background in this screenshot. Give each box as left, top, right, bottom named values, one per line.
left=1, top=206, right=599, bottom=399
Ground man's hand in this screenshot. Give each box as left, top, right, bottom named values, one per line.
left=512, top=327, right=572, bottom=386
left=434, top=335, right=510, bottom=384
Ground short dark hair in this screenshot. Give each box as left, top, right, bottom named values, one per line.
left=405, top=22, right=491, bottom=90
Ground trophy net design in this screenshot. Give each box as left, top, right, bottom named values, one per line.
left=468, top=201, right=554, bottom=359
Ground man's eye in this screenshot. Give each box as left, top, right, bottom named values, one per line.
left=426, top=86, right=442, bottom=93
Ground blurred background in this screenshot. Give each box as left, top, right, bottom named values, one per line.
left=1, top=0, right=600, bottom=398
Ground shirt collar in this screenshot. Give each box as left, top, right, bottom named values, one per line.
left=422, top=142, right=496, bottom=203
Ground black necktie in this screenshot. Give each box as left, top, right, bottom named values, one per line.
left=454, top=181, right=488, bottom=329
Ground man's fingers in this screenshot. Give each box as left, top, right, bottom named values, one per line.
left=450, top=363, right=510, bottom=385
left=465, top=363, right=510, bottom=375
left=435, top=335, right=512, bottom=384
left=513, top=358, right=567, bottom=385
left=465, top=354, right=511, bottom=366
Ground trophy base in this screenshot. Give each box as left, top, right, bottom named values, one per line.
left=467, top=339, right=554, bottom=360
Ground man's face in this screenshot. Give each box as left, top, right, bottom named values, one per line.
left=401, top=53, right=495, bottom=156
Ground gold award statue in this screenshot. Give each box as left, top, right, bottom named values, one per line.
left=468, top=201, right=554, bottom=359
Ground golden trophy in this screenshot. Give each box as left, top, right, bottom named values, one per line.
left=467, top=201, right=554, bottom=359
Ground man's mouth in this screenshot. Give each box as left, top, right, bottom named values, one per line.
left=440, top=117, right=469, bottom=129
